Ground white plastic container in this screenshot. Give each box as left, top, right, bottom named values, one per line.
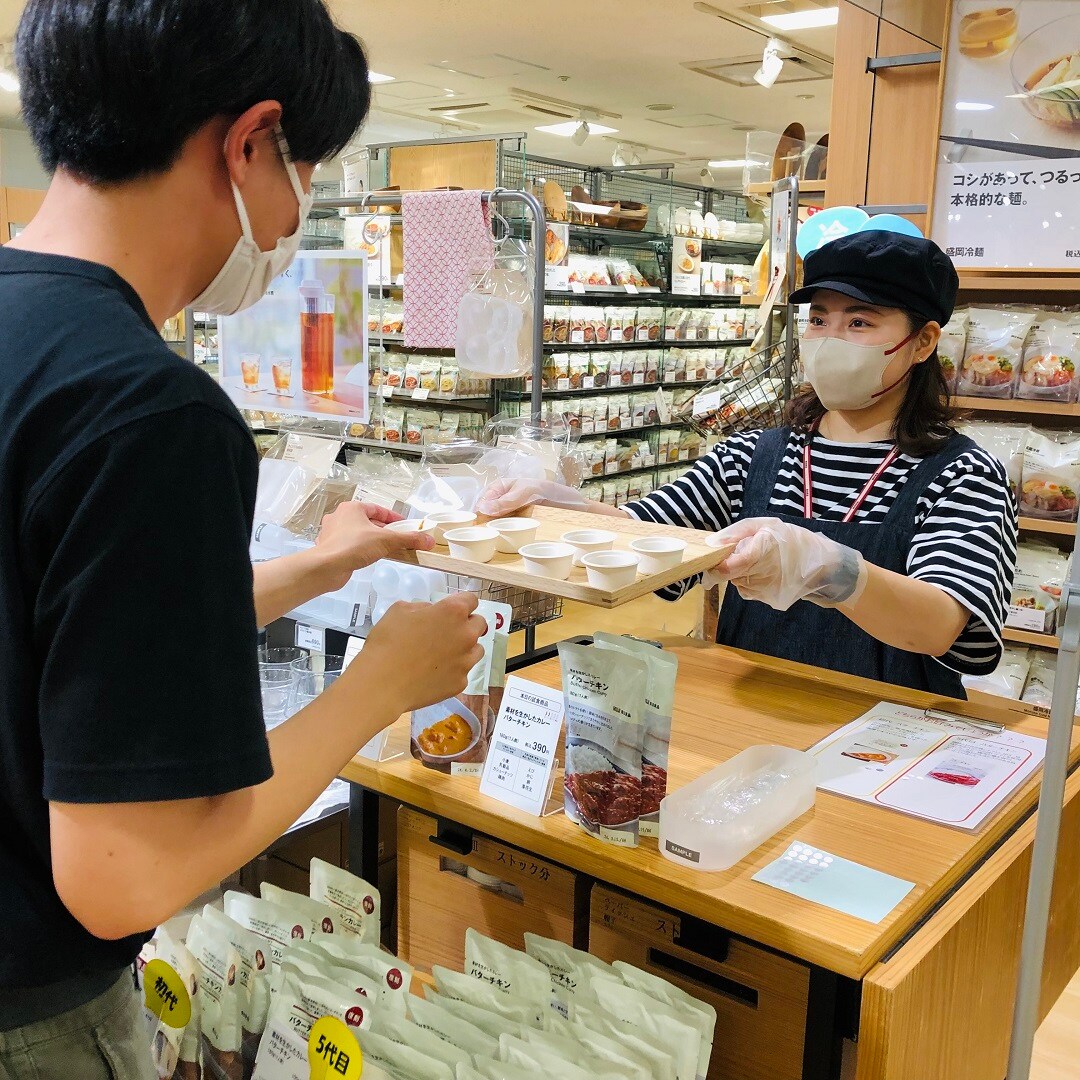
left=520, top=542, right=575, bottom=580
left=561, top=529, right=617, bottom=566
left=582, top=550, right=639, bottom=589
left=445, top=526, right=499, bottom=564
left=425, top=510, right=477, bottom=544
left=659, top=745, right=817, bottom=871
left=630, top=536, right=686, bottom=575
left=488, top=517, right=540, bottom=553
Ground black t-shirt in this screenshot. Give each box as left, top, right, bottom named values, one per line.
left=0, top=248, right=273, bottom=989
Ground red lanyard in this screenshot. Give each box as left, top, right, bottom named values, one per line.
left=802, top=435, right=900, bottom=522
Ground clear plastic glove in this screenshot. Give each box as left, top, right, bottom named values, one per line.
left=704, top=517, right=867, bottom=611
left=476, top=478, right=590, bottom=517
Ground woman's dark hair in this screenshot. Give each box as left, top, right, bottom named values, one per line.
left=785, top=311, right=957, bottom=457
left=16, top=0, right=370, bottom=184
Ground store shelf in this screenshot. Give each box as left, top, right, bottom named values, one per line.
left=502, top=382, right=660, bottom=401
left=546, top=285, right=663, bottom=297
left=741, top=294, right=764, bottom=306
left=666, top=337, right=755, bottom=349
left=566, top=223, right=666, bottom=245
left=699, top=239, right=762, bottom=257
left=1003, top=627, right=1060, bottom=649
left=747, top=180, right=827, bottom=202
left=1018, top=517, right=1077, bottom=537
left=544, top=337, right=753, bottom=351
left=952, top=396, right=1080, bottom=418
left=577, top=423, right=659, bottom=441
left=582, top=461, right=662, bottom=483
left=958, top=271, right=1079, bottom=294
left=372, top=386, right=492, bottom=409
left=345, top=437, right=424, bottom=456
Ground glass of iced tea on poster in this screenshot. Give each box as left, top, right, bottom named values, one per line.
left=958, top=3, right=1019, bottom=59
left=271, top=357, right=293, bottom=396
left=240, top=353, right=260, bottom=390
left=299, top=279, right=335, bottom=396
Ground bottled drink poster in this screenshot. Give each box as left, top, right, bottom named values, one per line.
left=218, top=251, right=370, bottom=421
left=931, top=0, right=1080, bottom=268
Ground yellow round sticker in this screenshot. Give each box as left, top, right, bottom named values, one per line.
left=308, top=1015, right=363, bottom=1080
left=142, top=959, right=191, bottom=1030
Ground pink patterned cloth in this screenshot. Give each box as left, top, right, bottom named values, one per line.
left=402, top=190, right=495, bottom=349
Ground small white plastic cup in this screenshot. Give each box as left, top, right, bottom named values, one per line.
left=630, top=536, right=687, bottom=575
left=445, top=526, right=499, bottom=564
left=561, top=528, right=617, bottom=567
left=385, top=518, right=428, bottom=534
left=582, top=550, right=640, bottom=590
left=488, top=517, right=541, bottom=553
left=520, top=542, right=576, bottom=581
left=423, top=511, right=477, bottom=544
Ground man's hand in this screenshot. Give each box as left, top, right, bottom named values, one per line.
left=315, top=502, right=434, bottom=592
left=357, top=593, right=487, bottom=712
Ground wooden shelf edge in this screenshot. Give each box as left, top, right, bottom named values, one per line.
left=1003, top=627, right=1060, bottom=649
left=952, top=396, right=1080, bottom=418
left=747, top=180, right=826, bottom=195
left=1018, top=517, right=1077, bottom=537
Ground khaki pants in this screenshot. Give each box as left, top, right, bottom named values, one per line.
left=0, top=971, right=154, bottom=1080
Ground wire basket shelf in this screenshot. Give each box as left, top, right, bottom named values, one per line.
left=445, top=575, right=564, bottom=633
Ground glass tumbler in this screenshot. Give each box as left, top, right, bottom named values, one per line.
left=259, top=667, right=294, bottom=730
left=258, top=646, right=308, bottom=671
left=291, top=653, right=346, bottom=678
left=293, top=669, right=341, bottom=713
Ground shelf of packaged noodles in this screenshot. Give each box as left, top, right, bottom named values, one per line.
left=1003, top=627, right=1060, bottom=649
left=952, top=396, right=1080, bottom=418
left=1018, top=517, right=1077, bottom=538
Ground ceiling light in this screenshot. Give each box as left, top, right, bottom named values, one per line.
left=0, top=70, right=17, bottom=94
left=754, top=38, right=785, bottom=88
left=646, top=103, right=675, bottom=111
left=612, top=144, right=628, bottom=167
left=368, top=71, right=395, bottom=84
left=955, top=101, right=994, bottom=111
left=572, top=122, right=590, bottom=146
left=534, top=120, right=618, bottom=138
left=700, top=167, right=715, bottom=183
left=760, top=6, right=839, bottom=31
left=708, top=158, right=751, bottom=168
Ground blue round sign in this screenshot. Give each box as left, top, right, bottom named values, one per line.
left=795, top=206, right=869, bottom=259
left=855, top=213, right=924, bottom=239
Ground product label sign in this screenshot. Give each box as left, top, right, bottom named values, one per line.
left=595, top=891, right=681, bottom=944
left=295, top=623, right=325, bottom=653
left=479, top=676, right=564, bottom=816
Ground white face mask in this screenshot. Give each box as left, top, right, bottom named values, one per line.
left=191, top=126, right=313, bottom=316
left=800, top=329, right=918, bottom=412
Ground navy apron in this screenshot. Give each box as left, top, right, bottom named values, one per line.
left=717, top=427, right=977, bottom=698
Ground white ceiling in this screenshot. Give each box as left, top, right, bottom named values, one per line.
left=0, top=0, right=836, bottom=189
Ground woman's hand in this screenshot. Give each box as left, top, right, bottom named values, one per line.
left=706, top=518, right=867, bottom=610
left=476, top=479, right=626, bottom=519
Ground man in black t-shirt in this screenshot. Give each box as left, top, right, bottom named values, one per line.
left=0, top=2, right=486, bottom=1074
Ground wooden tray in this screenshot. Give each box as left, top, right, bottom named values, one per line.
left=396, top=506, right=731, bottom=609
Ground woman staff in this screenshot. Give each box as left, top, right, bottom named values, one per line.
left=480, top=232, right=1017, bottom=697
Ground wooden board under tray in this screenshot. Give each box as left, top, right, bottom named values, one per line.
left=396, top=506, right=731, bottom=609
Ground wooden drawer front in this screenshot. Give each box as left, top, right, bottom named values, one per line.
left=397, top=807, right=581, bottom=974
left=589, top=885, right=810, bottom=1080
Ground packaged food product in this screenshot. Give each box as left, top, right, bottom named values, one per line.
left=382, top=406, right=405, bottom=444
left=519, top=1028, right=624, bottom=1078
left=551, top=306, right=571, bottom=345
left=638, top=308, right=662, bottom=342
left=553, top=1015, right=653, bottom=1080
left=633, top=354, right=649, bottom=385
left=223, top=891, right=312, bottom=968
left=959, top=308, right=1037, bottom=398
left=1017, top=314, right=1080, bottom=402
left=309, top=859, right=381, bottom=944
left=602, top=307, right=620, bottom=345
left=1020, top=429, right=1080, bottom=520
left=542, top=306, right=553, bottom=345
left=957, top=420, right=1029, bottom=497
left=631, top=396, right=647, bottom=428
left=140, top=928, right=202, bottom=1080
left=617, top=397, right=632, bottom=429
left=418, top=357, right=441, bottom=392
left=592, top=635, right=676, bottom=838
left=403, top=359, right=423, bottom=392
left=187, top=914, right=250, bottom=1080
left=559, top=642, right=648, bottom=846
left=407, top=993, right=500, bottom=1061
left=357, top=1029, right=454, bottom=1080
left=570, top=1000, right=677, bottom=1080
left=488, top=617, right=511, bottom=720
left=498, top=1034, right=594, bottom=1080
left=666, top=351, right=686, bottom=384
left=589, top=354, right=610, bottom=389
left=431, top=965, right=547, bottom=1027
left=438, top=363, right=459, bottom=396
left=1007, top=541, right=1067, bottom=633
left=587, top=978, right=701, bottom=1080
left=523, top=933, right=614, bottom=1016
left=464, top=929, right=552, bottom=1004
left=569, top=356, right=588, bottom=390
left=938, top=308, right=967, bottom=392
left=369, top=1011, right=472, bottom=1072
left=1018, top=651, right=1080, bottom=713
left=466, top=1059, right=537, bottom=1080
left=439, top=412, right=460, bottom=442
left=384, top=354, right=406, bottom=389
left=422, top=987, right=524, bottom=1041
left=277, top=949, right=381, bottom=1003
left=589, top=310, right=607, bottom=346
left=618, top=308, right=637, bottom=343
left=961, top=645, right=1032, bottom=700
left=554, top=352, right=571, bottom=389
left=306, top=935, right=413, bottom=1014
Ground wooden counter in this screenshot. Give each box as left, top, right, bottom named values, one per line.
left=342, top=641, right=1080, bottom=981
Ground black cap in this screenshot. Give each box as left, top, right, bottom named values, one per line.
left=789, top=231, right=958, bottom=326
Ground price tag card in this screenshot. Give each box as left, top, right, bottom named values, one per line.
left=570, top=331, right=585, bottom=344
left=583, top=376, right=595, bottom=390
left=545, top=265, right=571, bottom=292
left=380, top=384, right=394, bottom=399
left=557, top=378, right=571, bottom=391
left=295, top=622, right=325, bottom=653
left=570, top=280, right=586, bottom=294
left=479, top=676, right=564, bottom=817
left=632, top=373, right=645, bottom=386
left=411, top=387, right=431, bottom=401
left=624, top=283, right=639, bottom=295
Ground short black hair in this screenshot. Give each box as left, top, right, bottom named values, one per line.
left=16, top=0, right=371, bottom=184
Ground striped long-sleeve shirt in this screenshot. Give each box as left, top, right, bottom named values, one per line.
left=623, top=428, right=1018, bottom=675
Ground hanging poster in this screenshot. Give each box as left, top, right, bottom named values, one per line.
left=219, top=251, right=369, bottom=421
left=931, top=0, right=1080, bottom=268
